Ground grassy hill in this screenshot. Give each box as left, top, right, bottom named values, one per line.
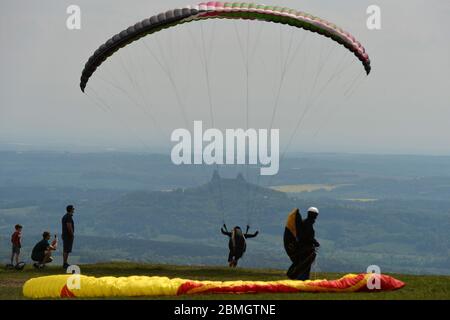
left=1, top=262, right=449, bottom=300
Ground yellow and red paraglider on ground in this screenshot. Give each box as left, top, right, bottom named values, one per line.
left=23, top=273, right=404, bottom=298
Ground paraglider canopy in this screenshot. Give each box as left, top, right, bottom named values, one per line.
left=283, top=208, right=302, bottom=261
left=79, top=3, right=373, bottom=240
left=80, top=2, right=371, bottom=92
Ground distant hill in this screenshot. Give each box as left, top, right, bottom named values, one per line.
left=92, top=171, right=292, bottom=239
left=1, top=152, right=449, bottom=274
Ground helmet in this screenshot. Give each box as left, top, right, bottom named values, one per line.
left=307, top=207, right=319, bottom=215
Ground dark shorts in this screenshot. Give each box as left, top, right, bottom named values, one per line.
left=12, top=246, right=21, bottom=255
left=32, top=252, right=45, bottom=262
left=32, top=252, right=53, bottom=263
left=63, top=237, right=74, bottom=253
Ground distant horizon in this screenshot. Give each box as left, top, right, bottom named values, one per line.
left=1, top=142, right=450, bottom=158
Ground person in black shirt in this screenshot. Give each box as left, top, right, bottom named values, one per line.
left=298, top=207, right=320, bottom=249
left=62, top=205, right=75, bottom=269
left=31, top=231, right=57, bottom=268
left=221, top=225, right=259, bottom=267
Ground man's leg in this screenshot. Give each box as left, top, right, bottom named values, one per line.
left=233, top=251, right=243, bottom=267
left=42, top=251, right=53, bottom=265
left=297, top=265, right=311, bottom=280
left=304, top=265, right=311, bottom=280
left=63, top=252, right=69, bottom=265
left=15, top=252, right=20, bottom=265
left=296, top=251, right=315, bottom=280
left=297, top=272, right=306, bottom=280
left=32, top=254, right=41, bottom=268
left=63, top=237, right=73, bottom=267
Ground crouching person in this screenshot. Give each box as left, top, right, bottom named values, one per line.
left=31, top=231, right=57, bottom=269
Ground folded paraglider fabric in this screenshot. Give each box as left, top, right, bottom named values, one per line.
left=23, top=273, right=404, bottom=298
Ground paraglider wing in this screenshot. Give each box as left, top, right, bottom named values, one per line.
left=80, top=2, right=371, bottom=92
left=283, top=208, right=302, bottom=263
left=23, top=274, right=405, bottom=298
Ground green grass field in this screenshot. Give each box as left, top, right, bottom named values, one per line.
left=1, top=262, right=449, bottom=300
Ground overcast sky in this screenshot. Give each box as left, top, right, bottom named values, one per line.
left=1, top=0, right=449, bottom=155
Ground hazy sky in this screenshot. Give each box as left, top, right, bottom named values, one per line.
left=1, top=0, right=449, bottom=155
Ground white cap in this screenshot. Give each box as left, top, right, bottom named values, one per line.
left=307, top=207, right=319, bottom=215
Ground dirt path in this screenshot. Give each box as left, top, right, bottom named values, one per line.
left=0, top=278, right=25, bottom=288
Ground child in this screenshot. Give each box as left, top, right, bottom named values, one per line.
left=11, top=224, right=23, bottom=266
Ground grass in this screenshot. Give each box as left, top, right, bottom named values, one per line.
left=1, top=262, right=449, bottom=300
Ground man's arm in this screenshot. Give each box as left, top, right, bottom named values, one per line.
left=221, top=228, right=231, bottom=237
left=47, top=242, right=57, bottom=251
left=245, top=231, right=259, bottom=238
left=66, top=222, right=74, bottom=238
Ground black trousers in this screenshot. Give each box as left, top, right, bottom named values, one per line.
left=287, top=247, right=316, bottom=280
left=228, top=250, right=244, bottom=262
